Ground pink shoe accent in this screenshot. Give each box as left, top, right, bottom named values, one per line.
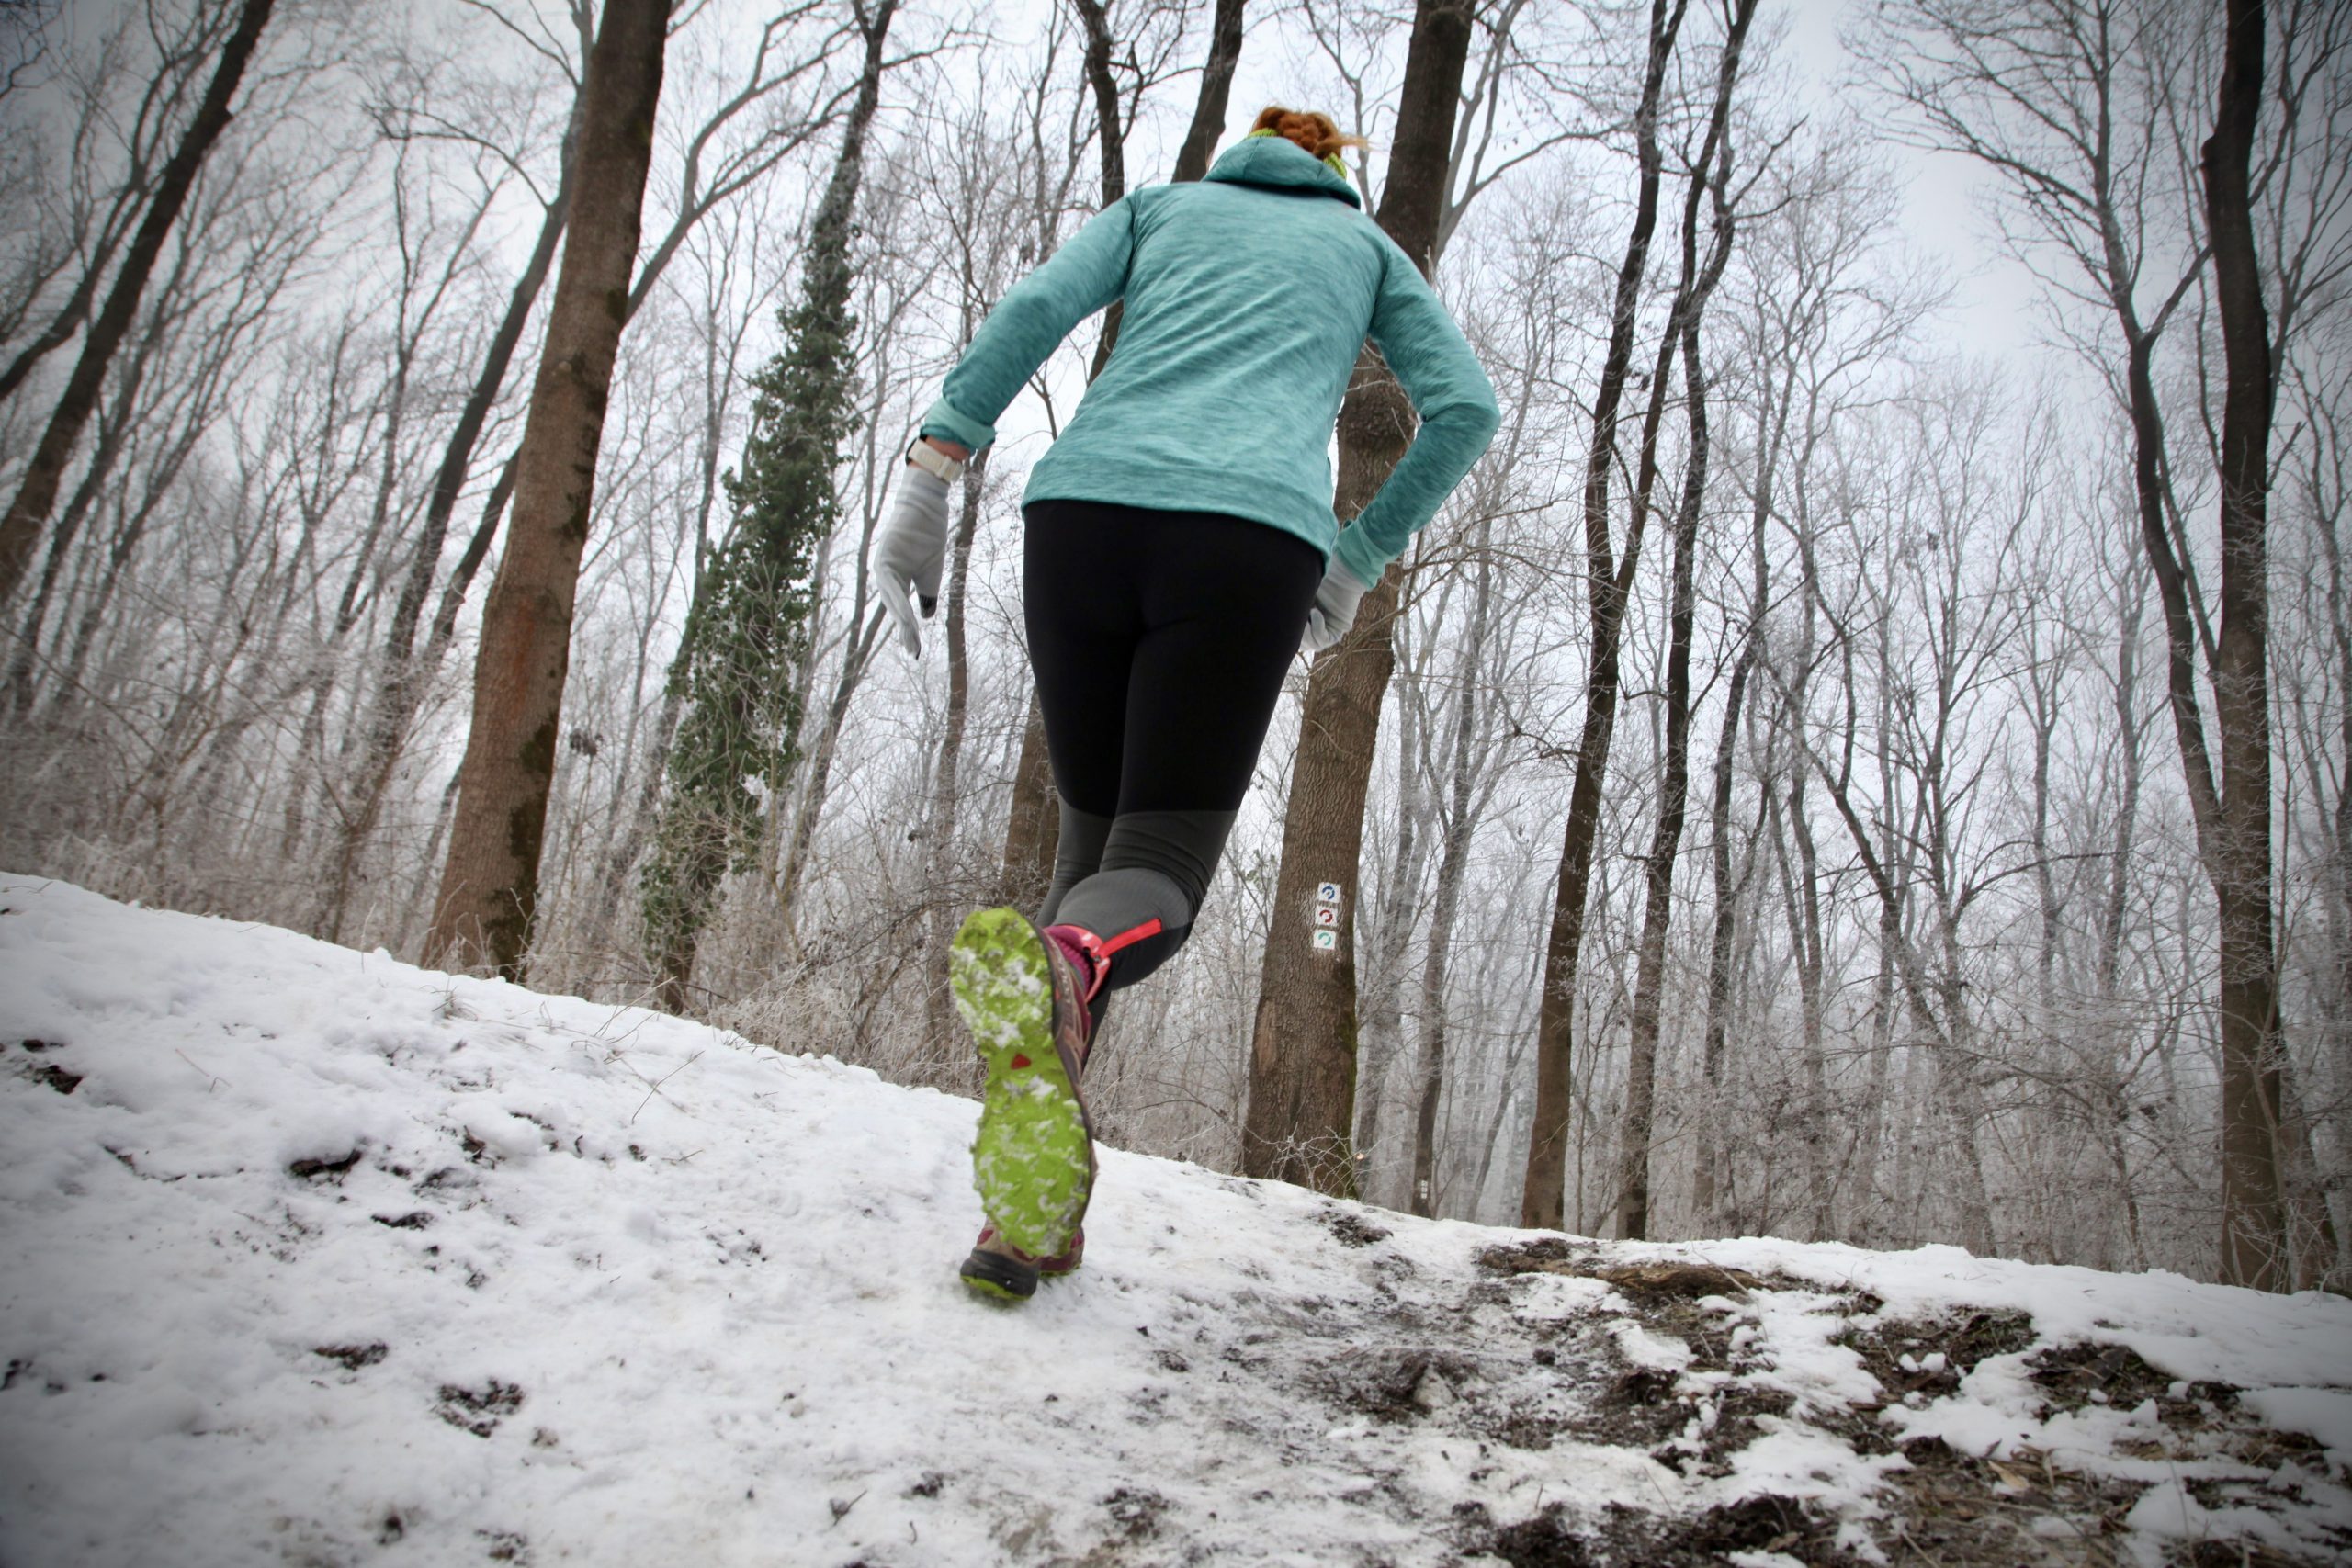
left=1043, top=918, right=1161, bottom=1002
left=1098, top=919, right=1164, bottom=958
left=1043, top=924, right=1109, bottom=1004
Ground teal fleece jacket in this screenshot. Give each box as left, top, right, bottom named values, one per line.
left=919, top=136, right=1499, bottom=585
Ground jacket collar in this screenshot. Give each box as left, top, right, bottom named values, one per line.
left=1203, top=136, right=1362, bottom=209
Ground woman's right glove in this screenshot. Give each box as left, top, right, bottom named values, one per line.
left=872, top=464, right=951, bottom=657
left=1301, top=559, right=1370, bottom=654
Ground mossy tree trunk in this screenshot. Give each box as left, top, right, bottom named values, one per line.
left=639, top=0, right=899, bottom=1013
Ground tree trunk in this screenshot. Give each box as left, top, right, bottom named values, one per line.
left=776, top=610, right=887, bottom=921
left=2098, top=558, right=2149, bottom=1269
left=1069, top=0, right=1129, bottom=383
left=1170, top=0, right=1248, bottom=185
left=1696, top=288, right=1780, bottom=1234
left=5, top=331, right=154, bottom=711
left=1520, top=0, right=1693, bottom=1229
left=1241, top=0, right=1476, bottom=1196
left=422, top=0, right=669, bottom=976
left=2200, top=0, right=2287, bottom=1292
left=998, top=698, right=1061, bottom=911
left=0, top=182, right=143, bottom=403
left=1618, top=297, right=1713, bottom=1243
left=925, top=457, right=986, bottom=1053
left=1357, top=622, right=1442, bottom=1201
left=1613, top=0, right=1749, bottom=1240
left=1690, top=643, right=1750, bottom=1231
left=0, top=0, right=277, bottom=607
left=323, top=120, right=580, bottom=942
left=1409, top=522, right=1492, bottom=1217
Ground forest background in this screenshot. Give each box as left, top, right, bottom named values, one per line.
left=0, top=0, right=2343, bottom=1294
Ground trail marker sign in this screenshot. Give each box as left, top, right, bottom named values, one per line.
left=1310, top=882, right=1343, bottom=954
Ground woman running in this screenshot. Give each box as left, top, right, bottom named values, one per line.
left=872, top=107, right=1498, bottom=1301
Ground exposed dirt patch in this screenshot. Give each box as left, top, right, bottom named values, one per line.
left=476, top=1527, right=529, bottom=1562
left=1873, top=1429, right=2151, bottom=1565
left=288, top=1148, right=362, bottom=1183
left=2027, top=1339, right=2171, bottom=1412
left=1472, top=1502, right=1592, bottom=1565
left=1478, top=1237, right=1772, bottom=1301
left=1833, top=1307, right=2037, bottom=1407
left=1100, top=1485, right=1165, bottom=1540
left=1668, top=1493, right=1860, bottom=1564
left=28, top=1061, right=82, bottom=1094
left=1320, top=1346, right=1480, bottom=1421
left=7, top=1041, right=82, bottom=1094
left=312, top=1342, right=388, bottom=1371
left=1465, top=1493, right=1868, bottom=1567
left=435, top=1378, right=524, bottom=1438
left=1595, top=1259, right=1765, bottom=1299
left=1322, top=1208, right=1393, bottom=1248
left=1453, top=1249, right=2344, bottom=1563
left=1476, top=1235, right=1596, bottom=1276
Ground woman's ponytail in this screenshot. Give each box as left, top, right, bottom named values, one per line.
left=1249, top=106, right=1368, bottom=175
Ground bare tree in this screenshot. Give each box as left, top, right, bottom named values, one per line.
left=1615, top=0, right=1753, bottom=1241
left=2198, top=0, right=2288, bottom=1289
left=1241, top=0, right=1479, bottom=1197
left=1518, top=0, right=1692, bottom=1229
left=1874, top=0, right=2349, bottom=1288
left=423, top=0, right=670, bottom=975
left=0, top=0, right=277, bottom=607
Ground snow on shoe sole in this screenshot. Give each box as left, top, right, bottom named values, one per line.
left=951, top=908, right=1092, bottom=1261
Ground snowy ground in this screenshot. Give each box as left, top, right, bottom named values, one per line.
left=1, top=875, right=2347, bottom=1567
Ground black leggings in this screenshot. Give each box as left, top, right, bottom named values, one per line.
left=1023, top=498, right=1323, bottom=995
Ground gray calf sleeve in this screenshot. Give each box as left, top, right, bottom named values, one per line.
left=1050, top=807, right=1238, bottom=942
left=1038, top=802, right=1113, bottom=926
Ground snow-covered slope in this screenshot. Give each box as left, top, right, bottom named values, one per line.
left=1, top=874, right=2346, bottom=1567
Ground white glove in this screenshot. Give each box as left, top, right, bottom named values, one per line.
left=873, top=464, right=950, bottom=657
left=1302, top=560, right=1370, bottom=654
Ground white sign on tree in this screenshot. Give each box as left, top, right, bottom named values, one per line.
left=1311, top=882, right=1342, bottom=953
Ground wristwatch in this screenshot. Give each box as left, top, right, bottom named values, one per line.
left=905, top=438, right=967, bottom=484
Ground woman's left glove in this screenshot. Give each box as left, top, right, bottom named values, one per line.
left=873, top=465, right=951, bottom=657
left=1301, top=559, right=1370, bottom=654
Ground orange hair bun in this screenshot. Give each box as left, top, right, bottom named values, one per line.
left=1251, top=106, right=1369, bottom=162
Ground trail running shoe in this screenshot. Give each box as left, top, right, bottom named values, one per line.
left=951, top=908, right=1099, bottom=1296
left=958, top=1224, right=1087, bottom=1302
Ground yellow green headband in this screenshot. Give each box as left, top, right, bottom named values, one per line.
left=1247, top=127, right=1351, bottom=181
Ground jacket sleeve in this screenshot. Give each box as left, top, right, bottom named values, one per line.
left=917, top=197, right=1137, bottom=453
left=1331, top=239, right=1500, bottom=586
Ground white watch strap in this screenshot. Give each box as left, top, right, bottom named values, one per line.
left=905, top=439, right=967, bottom=484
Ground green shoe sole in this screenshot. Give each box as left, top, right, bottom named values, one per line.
left=960, top=1269, right=1033, bottom=1304
left=951, top=908, right=1092, bottom=1259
